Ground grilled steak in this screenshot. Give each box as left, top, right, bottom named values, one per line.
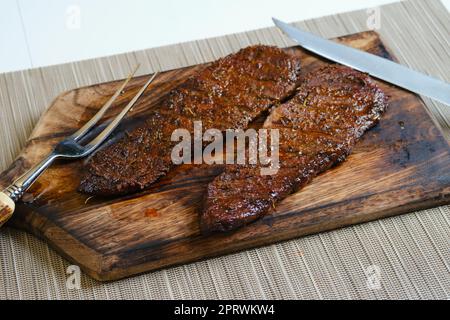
left=201, top=65, right=388, bottom=232
left=79, top=45, right=302, bottom=196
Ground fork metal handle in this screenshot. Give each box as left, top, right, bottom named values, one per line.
left=4, top=154, right=57, bottom=201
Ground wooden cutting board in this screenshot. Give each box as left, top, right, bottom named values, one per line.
left=1, top=31, right=449, bottom=281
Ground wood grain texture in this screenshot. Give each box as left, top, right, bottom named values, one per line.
left=0, top=192, right=15, bottom=227
left=1, top=31, right=449, bottom=281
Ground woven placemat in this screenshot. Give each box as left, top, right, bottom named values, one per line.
left=1, top=0, right=449, bottom=299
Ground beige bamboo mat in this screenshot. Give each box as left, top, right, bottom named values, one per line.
left=1, top=0, right=449, bottom=299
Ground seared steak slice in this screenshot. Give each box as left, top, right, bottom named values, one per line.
left=201, top=65, right=388, bottom=232
left=79, top=45, right=302, bottom=196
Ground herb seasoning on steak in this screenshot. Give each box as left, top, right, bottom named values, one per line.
left=201, top=65, right=388, bottom=233
left=79, top=45, right=302, bottom=196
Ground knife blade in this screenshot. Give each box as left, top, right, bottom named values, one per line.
left=272, top=18, right=450, bottom=106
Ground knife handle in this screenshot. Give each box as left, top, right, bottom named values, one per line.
left=0, top=191, right=15, bottom=228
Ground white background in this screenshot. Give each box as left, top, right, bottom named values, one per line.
left=1, top=0, right=449, bottom=73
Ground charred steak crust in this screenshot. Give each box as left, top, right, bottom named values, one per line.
left=79, top=45, right=302, bottom=196
left=201, top=65, right=388, bottom=233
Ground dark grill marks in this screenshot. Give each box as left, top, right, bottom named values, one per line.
left=79, top=45, right=302, bottom=196
left=201, top=65, right=388, bottom=233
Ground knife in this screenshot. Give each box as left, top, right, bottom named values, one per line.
left=272, top=18, right=450, bottom=106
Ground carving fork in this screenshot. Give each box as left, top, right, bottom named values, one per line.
left=0, top=67, right=158, bottom=227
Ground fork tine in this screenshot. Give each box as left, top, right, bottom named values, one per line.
left=83, top=72, right=159, bottom=154
left=70, top=64, right=140, bottom=142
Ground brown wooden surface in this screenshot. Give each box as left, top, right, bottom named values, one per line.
left=1, top=31, right=449, bottom=281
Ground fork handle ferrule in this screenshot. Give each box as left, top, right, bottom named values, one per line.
left=4, top=184, right=25, bottom=202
